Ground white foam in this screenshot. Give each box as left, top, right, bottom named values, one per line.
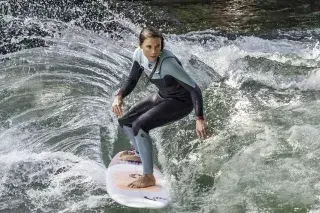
left=299, top=68, right=320, bottom=90
left=0, top=151, right=109, bottom=212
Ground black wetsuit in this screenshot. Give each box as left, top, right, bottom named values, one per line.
left=117, top=48, right=204, bottom=136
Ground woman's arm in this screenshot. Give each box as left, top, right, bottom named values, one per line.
left=116, top=60, right=143, bottom=99
left=174, top=79, right=204, bottom=120
left=161, top=57, right=208, bottom=139
left=112, top=49, right=142, bottom=117
left=161, top=57, right=204, bottom=120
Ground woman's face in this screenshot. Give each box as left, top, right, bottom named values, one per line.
left=140, top=37, right=162, bottom=62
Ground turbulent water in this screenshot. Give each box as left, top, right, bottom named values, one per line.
left=1, top=0, right=320, bottom=213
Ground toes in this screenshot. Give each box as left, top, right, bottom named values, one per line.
left=128, top=181, right=137, bottom=188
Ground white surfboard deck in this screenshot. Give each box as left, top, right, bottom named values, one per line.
left=106, top=151, right=169, bottom=209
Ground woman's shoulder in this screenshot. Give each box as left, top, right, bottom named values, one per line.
left=160, top=49, right=182, bottom=67
left=161, top=49, right=175, bottom=58
left=132, top=47, right=142, bottom=62
left=133, top=47, right=142, bottom=56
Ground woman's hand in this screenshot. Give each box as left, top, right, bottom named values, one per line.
left=196, top=119, right=208, bottom=139
left=112, top=95, right=124, bottom=117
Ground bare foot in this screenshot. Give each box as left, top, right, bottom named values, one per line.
left=119, top=151, right=141, bottom=162
left=128, top=174, right=156, bottom=188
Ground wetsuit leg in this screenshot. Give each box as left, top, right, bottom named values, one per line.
left=118, top=93, right=158, bottom=128
left=135, top=128, right=153, bottom=174
left=132, top=95, right=193, bottom=175
left=131, top=95, right=193, bottom=135
left=118, top=93, right=158, bottom=155
left=122, top=126, right=140, bottom=156
left=118, top=93, right=193, bottom=175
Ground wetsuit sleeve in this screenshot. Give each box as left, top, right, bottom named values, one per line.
left=161, top=57, right=204, bottom=120
left=116, top=50, right=143, bottom=99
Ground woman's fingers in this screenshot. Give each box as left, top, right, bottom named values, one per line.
left=197, top=125, right=208, bottom=139
left=112, top=105, right=123, bottom=117
left=202, top=122, right=209, bottom=138
left=201, top=130, right=205, bottom=139
left=200, top=129, right=204, bottom=139
left=197, top=129, right=204, bottom=139
left=111, top=96, right=124, bottom=117
left=114, top=106, right=120, bottom=115
left=202, top=126, right=207, bottom=138
left=116, top=106, right=123, bottom=116
left=118, top=106, right=123, bottom=116
left=112, top=106, right=117, bottom=115
left=196, top=119, right=209, bottom=139
left=196, top=129, right=201, bottom=138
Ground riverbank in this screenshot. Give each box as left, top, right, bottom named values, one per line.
left=111, top=0, right=320, bottom=34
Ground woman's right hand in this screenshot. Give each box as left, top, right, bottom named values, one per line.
left=112, top=95, right=124, bottom=117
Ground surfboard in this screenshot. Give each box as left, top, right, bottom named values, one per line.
left=106, top=151, right=169, bottom=209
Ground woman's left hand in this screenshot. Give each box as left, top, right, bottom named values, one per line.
left=196, top=119, right=208, bottom=139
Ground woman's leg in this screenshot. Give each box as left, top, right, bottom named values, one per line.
left=118, top=93, right=158, bottom=128
left=117, top=93, right=158, bottom=160
left=119, top=126, right=141, bottom=162
left=128, top=97, right=193, bottom=188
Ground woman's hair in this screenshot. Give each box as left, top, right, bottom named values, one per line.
left=139, top=26, right=164, bottom=50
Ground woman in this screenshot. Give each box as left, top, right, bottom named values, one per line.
left=112, top=26, right=208, bottom=188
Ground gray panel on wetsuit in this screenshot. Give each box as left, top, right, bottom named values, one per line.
left=159, top=57, right=196, bottom=88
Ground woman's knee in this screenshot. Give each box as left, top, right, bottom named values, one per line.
left=118, top=116, right=129, bottom=128
left=132, top=119, right=149, bottom=136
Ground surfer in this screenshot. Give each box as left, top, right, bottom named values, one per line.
left=111, top=26, right=208, bottom=188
